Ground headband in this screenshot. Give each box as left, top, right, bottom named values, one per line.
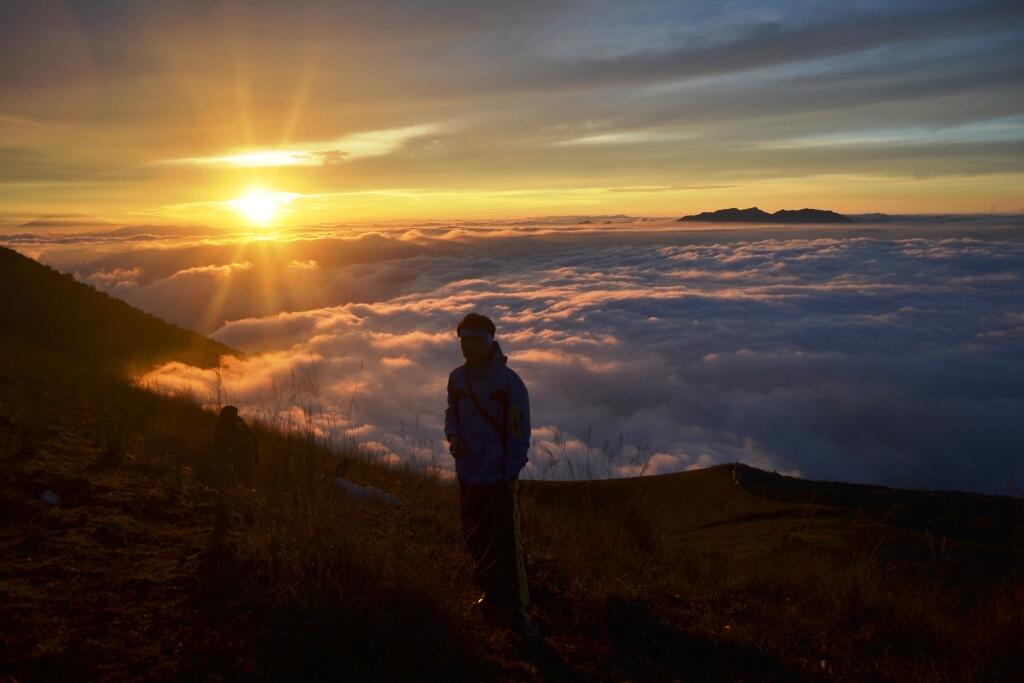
left=458, top=327, right=494, bottom=342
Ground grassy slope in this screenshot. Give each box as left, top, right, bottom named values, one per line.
left=527, top=469, right=1022, bottom=680
left=0, top=246, right=233, bottom=370
left=2, top=346, right=1020, bottom=681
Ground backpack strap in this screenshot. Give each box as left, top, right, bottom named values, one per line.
left=464, top=373, right=506, bottom=439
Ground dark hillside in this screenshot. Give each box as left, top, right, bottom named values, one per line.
left=732, top=464, right=1018, bottom=544
left=1, top=342, right=1021, bottom=680
left=524, top=467, right=1022, bottom=680
left=528, top=464, right=1020, bottom=587
left=0, top=246, right=232, bottom=370
left=0, top=343, right=487, bottom=681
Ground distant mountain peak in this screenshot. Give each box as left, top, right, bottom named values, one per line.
left=678, top=207, right=852, bottom=224
left=19, top=214, right=112, bottom=230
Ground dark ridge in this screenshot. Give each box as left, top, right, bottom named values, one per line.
left=772, top=208, right=852, bottom=223
left=18, top=214, right=111, bottom=230
left=731, top=463, right=1018, bottom=544
left=0, top=246, right=235, bottom=371
left=679, top=207, right=773, bottom=223
left=679, top=207, right=852, bottom=223
left=102, top=224, right=217, bottom=237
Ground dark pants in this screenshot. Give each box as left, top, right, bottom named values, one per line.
left=458, top=479, right=530, bottom=612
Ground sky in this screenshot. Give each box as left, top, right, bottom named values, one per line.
left=6, top=216, right=1023, bottom=494
left=2, top=0, right=1024, bottom=227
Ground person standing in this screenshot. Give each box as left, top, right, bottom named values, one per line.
left=444, top=312, right=533, bottom=632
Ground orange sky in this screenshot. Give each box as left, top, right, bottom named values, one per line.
left=2, top=1, right=1023, bottom=229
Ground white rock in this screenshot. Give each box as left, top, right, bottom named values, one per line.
left=334, top=478, right=405, bottom=508
left=40, top=489, right=61, bottom=506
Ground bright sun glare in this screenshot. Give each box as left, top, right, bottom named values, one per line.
left=229, top=189, right=293, bottom=226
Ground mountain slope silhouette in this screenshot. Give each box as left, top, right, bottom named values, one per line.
left=0, top=246, right=232, bottom=370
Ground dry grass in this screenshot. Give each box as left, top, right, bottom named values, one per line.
left=1, top=340, right=1021, bottom=681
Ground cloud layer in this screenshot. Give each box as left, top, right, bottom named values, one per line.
left=26, top=217, right=1013, bottom=494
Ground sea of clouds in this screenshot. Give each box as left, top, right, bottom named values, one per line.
left=6, top=217, right=1024, bottom=494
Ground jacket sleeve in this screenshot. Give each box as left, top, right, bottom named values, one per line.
left=504, top=369, right=531, bottom=478
left=444, top=371, right=460, bottom=442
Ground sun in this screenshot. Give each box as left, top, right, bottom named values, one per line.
left=229, top=189, right=294, bottom=226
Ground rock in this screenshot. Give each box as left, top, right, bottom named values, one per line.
left=334, top=477, right=405, bottom=508
left=40, top=489, right=61, bottom=506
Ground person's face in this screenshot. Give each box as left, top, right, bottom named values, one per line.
left=459, top=333, right=490, bottom=364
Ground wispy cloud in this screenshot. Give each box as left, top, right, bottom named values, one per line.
left=166, top=123, right=445, bottom=168
left=762, top=116, right=1024, bottom=150
left=553, top=129, right=693, bottom=146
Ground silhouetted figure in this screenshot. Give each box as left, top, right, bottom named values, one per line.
left=214, top=405, right=257, bottom=484
left=445, top=313, right=535, bottom=635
